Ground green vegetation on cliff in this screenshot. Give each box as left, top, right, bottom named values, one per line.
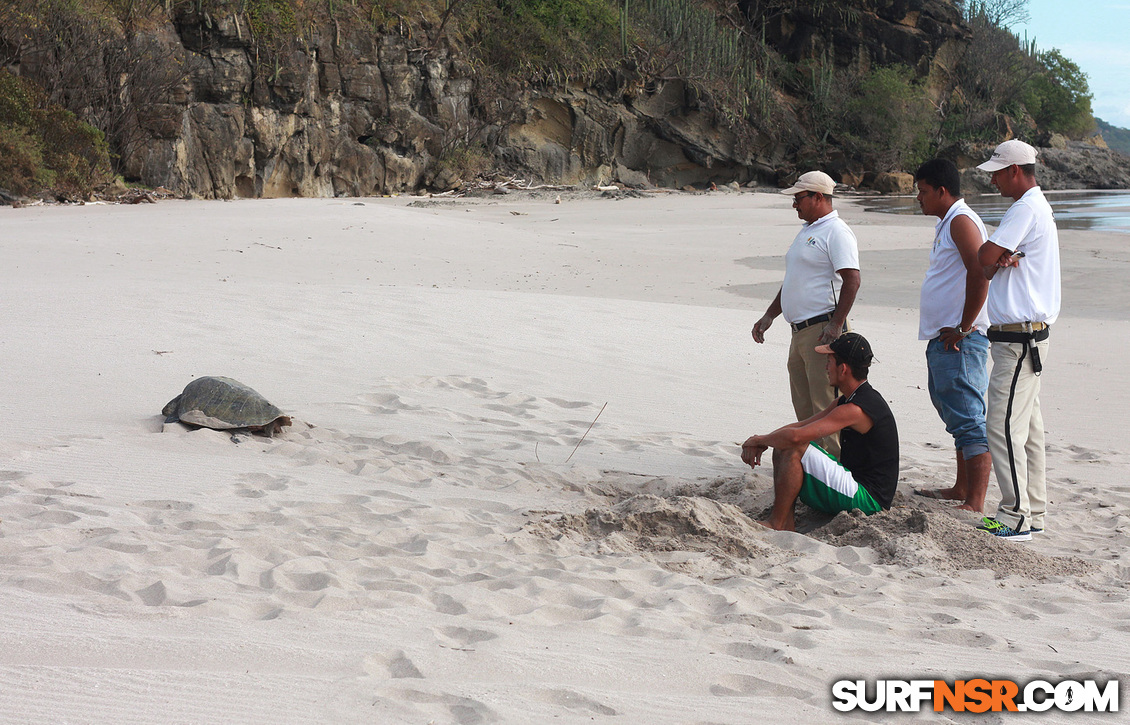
left=950, top=1, right=1093, bottom=142
left=0, top=69, right=112, bottom=196
left=469, top=0, right=620, bottom=73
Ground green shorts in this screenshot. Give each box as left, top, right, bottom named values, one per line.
left=798, top=444, right=883, bottom=515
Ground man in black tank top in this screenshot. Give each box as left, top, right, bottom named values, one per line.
left=741, top=333, right=900, bottom=531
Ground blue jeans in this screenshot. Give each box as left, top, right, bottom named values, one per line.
left=926, top=332, right=990, bottom=459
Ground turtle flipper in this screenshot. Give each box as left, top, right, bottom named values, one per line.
left=262, top=416, right=292, bottom=437
left=162, top=395, right=182, bottom=423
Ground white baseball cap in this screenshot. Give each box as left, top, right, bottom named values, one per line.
left=977, top=139, right=1039, bottom=172
left=780, top=170, right=836, bottom=196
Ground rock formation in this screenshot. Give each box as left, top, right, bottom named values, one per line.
left=6, top=0, right=1124, bottom=198
left=740, top=0, right=969, bottom=96
left=961, top=140, right=1130, bottom=193
left=96, top=1, right=973, bottom=198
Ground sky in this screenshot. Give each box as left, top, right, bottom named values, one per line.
left=1012, top=0, right=1130, bottom=129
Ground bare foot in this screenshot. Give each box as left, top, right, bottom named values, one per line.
left=756, top=519, right=794, bottom=532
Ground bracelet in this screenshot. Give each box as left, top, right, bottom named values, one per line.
left=956, top=326, right=972, bottom=337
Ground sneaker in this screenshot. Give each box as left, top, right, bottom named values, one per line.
left=1029, top=527, right=1043, bottom=534
left=976, top=517, right=1032, bottom=541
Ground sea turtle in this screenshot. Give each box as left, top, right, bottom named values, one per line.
left=163, top=376, right=292, bottom=437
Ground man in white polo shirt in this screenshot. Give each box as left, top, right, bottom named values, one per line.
left=752, top=171, right=860, bottom=457
left=975, top=139, right=1061, bottom=542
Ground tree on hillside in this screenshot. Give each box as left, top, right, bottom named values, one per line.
left=947, top=10, right=1039, bottom=140
left=0, top=69, right=112, bottom=196
left=1, top=0, right=191, bottom=182
left=958, top=0, right=1029, bottom=27
left=1023, top=49, right=1093, bottom=138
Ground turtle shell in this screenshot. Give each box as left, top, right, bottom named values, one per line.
left=163, top=376, right=291, bottom=436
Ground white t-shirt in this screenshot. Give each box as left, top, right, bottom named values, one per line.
left=780, top=210, right=860, bottom=324
left=919, top=199, right=991, bottom=340
left=986, top=187, right=1061, bottom=325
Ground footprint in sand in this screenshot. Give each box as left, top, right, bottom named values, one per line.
left=928, top=612, right=961, bottom=625
left=99, top=541, right=148, bottom=554
left=430, top=592, right=468, bottom=615
left=242, top=473, right=291, bottom=491
left=260, top=559, right=340, bottom=592
left=356, top=392, right=422, bottom=415
left=923, top=627, right=1008, bottom=649
left=435, top=625, right=498, bottom=650
left=1066, top=444, right=1108, bottom=463
left=724, top=641, right=795, bottom=665
left=544, top=397, right=593, bottom=409
left=365, top=650, right=425, bottom=679
left=0, top=469, right=26, bottom=480
left=31, top=510, right=81, bottom=525
left=59, top=571, right=131, bottom=601
left=257, top=606, right=284, bottom=621
left=710, top=673, right=811, bottom=700
left=136, top=580, right=168, bottom=606
left=536, top=688, right=618, bottom=715
left=484, top=401, right=537, bottom=419
left=443, top=376, right=491, bottom=393
left=387, top=688, right=495, bottom=725
left=137, top=499, right=194, bottom=511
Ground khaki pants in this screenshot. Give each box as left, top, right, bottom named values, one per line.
left=987, top=338, right=1050, bottom=531
left=788, top=322, right=842, bottom=457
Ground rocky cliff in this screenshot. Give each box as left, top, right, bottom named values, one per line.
left=741, top=0, right=968, bottom=89
left=110, top=14, right=780, bottom=197
left=14, top=0, right=1112, bottom=199
left=51, top=0, right=966, bottom=198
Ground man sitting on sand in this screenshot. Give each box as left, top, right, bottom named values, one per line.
left=741, top=333, right=899, bottom=531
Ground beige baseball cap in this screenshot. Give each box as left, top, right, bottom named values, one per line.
left=977, top=139, right=1039, bottom=172
left=780, top=170, right=836, bottom=196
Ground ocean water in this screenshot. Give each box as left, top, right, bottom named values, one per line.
left=863, top=189, right=1130, bottom=234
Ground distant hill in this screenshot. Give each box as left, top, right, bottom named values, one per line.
left=1095, top=118, right=1130, bottom=156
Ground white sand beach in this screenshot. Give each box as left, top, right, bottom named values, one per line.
left=0, top=191, right=1127, bottom=723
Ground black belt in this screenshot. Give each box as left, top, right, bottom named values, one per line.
left=988, top=326, right=1049, bottom=374
left=791, top=313, right=833, bottom=333
left=986, top=327, right=1049, bottom=344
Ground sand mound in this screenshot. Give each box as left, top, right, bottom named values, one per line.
left=531, top=472, right=1099, bottom=582
left=526, top=494, right=781, bottom=574
left=812, top=508, right=1096, bottom=579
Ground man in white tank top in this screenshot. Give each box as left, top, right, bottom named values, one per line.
left=911, top=159, right=992, bottom=513
left=974, top=140, right=1062, bottom=542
